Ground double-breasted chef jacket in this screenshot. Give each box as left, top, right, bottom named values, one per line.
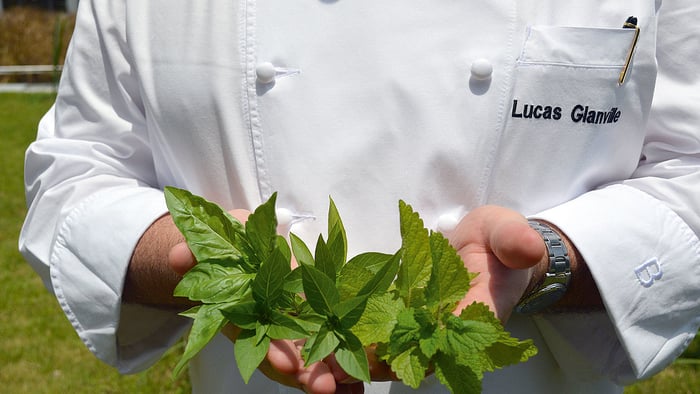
left=19, top=0, right=700, bottom=393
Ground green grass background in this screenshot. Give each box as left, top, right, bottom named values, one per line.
left=0, top=92, right=697, bottom=393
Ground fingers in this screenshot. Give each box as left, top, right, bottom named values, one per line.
left=168, top=242, right=195, bottom=275
left=264, top=340, right=340, bottom=394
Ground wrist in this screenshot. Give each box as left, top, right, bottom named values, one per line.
left=515, top=220, right=571, bottom=314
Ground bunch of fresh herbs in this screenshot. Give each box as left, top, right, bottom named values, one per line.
left=164, top=187, right=536, bottom=393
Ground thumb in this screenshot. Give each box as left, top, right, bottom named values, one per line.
left=489, top=219, right=546, bottom=270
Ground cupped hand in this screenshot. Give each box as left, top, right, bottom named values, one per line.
left=449, top=205, right=547, bottom=323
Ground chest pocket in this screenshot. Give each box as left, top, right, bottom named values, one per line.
left=488, top=25, right=655, bottom=212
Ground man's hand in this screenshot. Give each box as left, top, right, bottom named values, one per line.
left=449, top=205, right=548, bottom=323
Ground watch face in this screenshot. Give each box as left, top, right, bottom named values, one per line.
left=515, top=283, right=567, bottom=314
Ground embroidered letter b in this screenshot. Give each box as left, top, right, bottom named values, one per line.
left=634, top=258, right=662, bottom=288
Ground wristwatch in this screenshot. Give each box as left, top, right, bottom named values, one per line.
left=514, top=220, right=571, bottom=314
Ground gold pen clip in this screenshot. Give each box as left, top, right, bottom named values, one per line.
left=619, top=16, right=640, bottom=85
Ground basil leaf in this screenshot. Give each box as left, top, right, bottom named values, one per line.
left=303, top=324, right=340, bottom=366
left=252, top=247, right=291, bottom=307
left=266, top=310, right=310, bottom=340
left=334, top=330, right=370, bottom=382
left=333, top=295, right=368, bottom=329
left=327, top=197, right=348, bottom=269
left=174, top=263, right=254, bottom=303
left=356, top=252, right=400, bottom=298
left=301, top=264, right=340, bottom=316
left=173, top=303, right=227, bottom=378
left=234, top=329, right=270, bottom=384
left=314, top=235, right=336, bottom=282
left=220, top=301, right=259, bottom=330
left=164, top=186, right=246, bottom=264
left=337, top=252, right=393, bottom=300
left=290, top=232, right=315, bottom=267
left=245, top=193, right=278, bottom=265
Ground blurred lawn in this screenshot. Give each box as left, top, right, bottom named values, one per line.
left=0, top=93, right=190, bottom=393
left=0, top=92, right=697, bottom=393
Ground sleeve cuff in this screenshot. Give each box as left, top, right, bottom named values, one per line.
left=532, top=184, right=700, bottom=383
left=50, top=186, right=188, bottom=372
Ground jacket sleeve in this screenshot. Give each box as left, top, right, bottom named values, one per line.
left=532, top=0, right=700, bottom=384
left=18, top=0, right=188, bottom=373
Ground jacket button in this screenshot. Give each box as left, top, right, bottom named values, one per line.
left=276, top=207, right=294, bottom=229
left=470, top=58, right=493, bottom=80
left=256, top=62, right=277, bottom=84
left=436, top=214, right=460, bottom=233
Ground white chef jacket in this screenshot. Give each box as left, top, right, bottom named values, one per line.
left=19, top=1, right=700, bottom=393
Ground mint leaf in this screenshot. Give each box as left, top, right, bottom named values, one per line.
left=425, top=231, right=470, bottom=314
left=434, top=352, right=481, bottom=394
left=391, top=346, right=429, bottom=389
left=164, top=186, right=247, bottom=266
left=352, top=293, right=404, bottom=345
left=441, top=314, right=500, bottom=356
left=301, top=264, right=340, bottom=316
left=396, top=201, right=432, bottom=306
left=173, top=304, right=227, bottom=378
left=234, top=329, right=270, bottom=384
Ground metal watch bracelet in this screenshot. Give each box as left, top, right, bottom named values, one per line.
left=514, top=220, right=572, bottom=314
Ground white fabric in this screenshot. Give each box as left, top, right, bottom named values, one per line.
left=19, top=0, right=700, bottom=393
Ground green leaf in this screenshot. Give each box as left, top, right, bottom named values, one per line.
left=173, top=304, right=227, bottom=378
left=220, top=301, right=259, bottom=330
left=283, top=266, right=304, bottom=294
left=388, top=308, right=422, bottom=356
left=356, top=252, right=401, bottom=298
left=479, top=336, right=538, bottom=375
left=333, top=295, right=368, bottom=329
left=245, top=193, right=279, bottom=264
left=174, top=263, right=254, bottom=303
left=441, top=314, right=501, bottom=357
left=252, top=247, right=291, bottom=307
left=433, top=352, right=481, bottom=394
left=266, top=310, right=310, bottom=340
left=301, top=265, right=340, bottom=316
left=327, top=197, right=348, bottom=267
left=458, top=304, right=537, bottom=372
left=290, top=232, right=315, bottom=267
left=314, top=235, right=337, bottom=282
left=337, top=253, right=383, bottom=300
left=164, top=186, right=247, bottom=265
left=352, top=293, right=404, bottom=346
left=390, top=346, right=429, bottom=389
left=425, top=231, right=470, bottom=314
left=234, top=329, right=271, bottom=384
left=396, top=201, right=432, bottom=306
left=303, top=325, right=340, bottom=366
left=334, top=330, right=370, bottom=382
